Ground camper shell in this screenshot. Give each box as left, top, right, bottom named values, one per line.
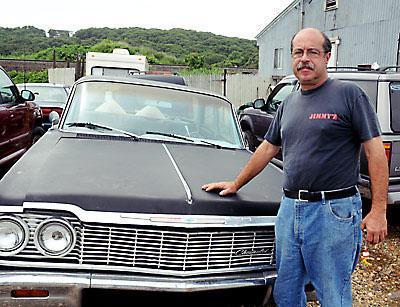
left=85, top=48, right=148, bottom=77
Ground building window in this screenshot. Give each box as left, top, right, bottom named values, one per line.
left=325, top=0, right=338, bottom=11
left=274, top=48, right=283, bottom=69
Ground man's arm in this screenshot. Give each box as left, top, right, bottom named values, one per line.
left=361, top=136, right=388, bottom=244
left=202, top=140, right=280, bottom=196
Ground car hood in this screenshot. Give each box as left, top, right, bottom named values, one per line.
left=0, top=131, right=283, bottom=216
left=35, top=101, right=65, bottom=108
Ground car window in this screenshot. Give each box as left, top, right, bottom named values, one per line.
left=18, top=85, right=68, bottom=105
left=340, top=80, right=378, bottom=110
left=91, top=67, right=140, bottom=77
left=267, top=83, right=295, bottom=112
left=0, top=69, right=18, bottom=104
left=390, top=82, right=400, bottom=133
left=63, top=81, right=243, bottom=148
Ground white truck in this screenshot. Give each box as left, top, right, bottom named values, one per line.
left=85, top=48, right=148, bottom=77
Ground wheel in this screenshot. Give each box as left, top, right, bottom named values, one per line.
left=32, top=126, right=45, bottom=145
left=243, top=130, right=256, bottom=152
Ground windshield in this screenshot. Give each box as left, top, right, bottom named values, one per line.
left=62, top=81, right=243, bottom=148
left=18, top=85, right=68, bottom=105
left=268, top=83, right=295, bottom=112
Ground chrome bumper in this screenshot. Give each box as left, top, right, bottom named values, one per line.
left=0, top=270, right=276, bottom=306
left=358, top=178, right=400, bottom=205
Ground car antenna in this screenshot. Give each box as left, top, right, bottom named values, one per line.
left=22, top=51, right=26, bottom=87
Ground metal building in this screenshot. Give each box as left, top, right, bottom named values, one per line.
left=256, top=0, right=400, bottom=82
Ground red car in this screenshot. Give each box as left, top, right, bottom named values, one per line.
left=17, top=83, right=70, bottom=131
left=0, top=67, right=44, bottom=175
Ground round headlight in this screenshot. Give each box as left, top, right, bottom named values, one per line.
left=0, top=216, right=29, bottom=256
left=35, top=219, right=76, bottom=257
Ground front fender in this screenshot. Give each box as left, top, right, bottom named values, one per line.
left=239, top=114, right=254, bottom=133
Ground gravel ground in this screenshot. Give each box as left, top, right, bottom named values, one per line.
left=307, top=223, right=400, bottom=307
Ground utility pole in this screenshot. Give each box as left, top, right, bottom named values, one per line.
left=75, top=54, right=82, bottom=81
left=299, top=0, right=305, bottom=30
left=52, top=49, right=56, bottom=69
left=222, top=69, right=227, bottom=96
left=397, top=33, right=400, bottom=72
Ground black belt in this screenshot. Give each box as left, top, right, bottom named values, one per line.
left=283, top=186, right=358, bottom=202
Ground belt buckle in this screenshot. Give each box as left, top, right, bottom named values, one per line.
left=298, top=190, right=309, bottom=202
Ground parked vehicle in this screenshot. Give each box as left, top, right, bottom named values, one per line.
left=238, top=67, right=400, bottom=205
left=132, top=74, right=187, bottom=86
left=239, top=75, right=298, bottom=151
left=0, top=66, right=44, bottom=174
left=16, top=83, right=70, bottom=131
left=0, top=75, right=283, bottom=306
left=86, top=48, right=148, bottom=77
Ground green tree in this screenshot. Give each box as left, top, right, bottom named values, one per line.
left=0, top=26, right=259, bottom=69
left=8, top=70, right=48, bottom=83
left=185, top=53, right=205, bottom=69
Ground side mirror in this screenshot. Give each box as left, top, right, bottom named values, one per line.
left=20, top=90, right=35, bottom=101
left=252, top=98, right=266, bottom=109
left=49, top=111, right=60, bottom=128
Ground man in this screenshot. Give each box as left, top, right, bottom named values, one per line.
left=202, top=28, right=388, bottom=306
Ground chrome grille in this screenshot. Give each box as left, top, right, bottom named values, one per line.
left=5, top=211, right=275, bottom=276
left=81, top=224, right=275, bottom=271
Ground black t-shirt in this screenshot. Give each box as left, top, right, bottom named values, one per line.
left=265, top=78, right=381, bottom=191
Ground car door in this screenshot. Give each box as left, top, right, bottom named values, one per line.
left=0, top=99, right=11, bottom=164
left=252, top=81, right=297, bottom=141
left=0, top=69, right=29, bottom=165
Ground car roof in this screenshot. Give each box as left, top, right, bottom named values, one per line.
left=131, top=74, right=187, bottom=86
left=75, top=75, right=232, bottom=104
left=278, top=75, right=298, bottom=84
left=16, top=83, right=70, bottom=88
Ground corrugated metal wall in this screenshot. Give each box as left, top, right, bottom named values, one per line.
left=185, top=74, right=272, bottom=108
left=258, top=0, right=400, bottom=78
left=257, top=2, right=299, bottom=77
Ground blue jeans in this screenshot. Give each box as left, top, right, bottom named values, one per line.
left=273, top=193, right=362, bottom=307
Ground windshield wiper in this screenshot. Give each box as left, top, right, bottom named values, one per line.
left=66, top=122, right=139, bottom=139
left=145, top=131, right=231, bottom=149
left=194, top=139, right=224, bottom=149
left=145, top=131, right=195, bottom=142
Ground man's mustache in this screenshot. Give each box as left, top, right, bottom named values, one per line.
left=297, top=62, right=315, bottom=71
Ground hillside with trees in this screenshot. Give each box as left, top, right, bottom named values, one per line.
left=0, top=26, right=258, bottom=69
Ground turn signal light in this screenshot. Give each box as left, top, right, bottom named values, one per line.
left=383, top=142, right=392, bottom=166
left=11, top=289, right=49, bottom=298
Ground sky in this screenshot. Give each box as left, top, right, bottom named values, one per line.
left=2, top=0, right=294, bottom=40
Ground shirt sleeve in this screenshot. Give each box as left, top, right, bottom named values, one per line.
left=264, top=102, right=284, bottom=146
left=351, top=91, right=382, bottom=142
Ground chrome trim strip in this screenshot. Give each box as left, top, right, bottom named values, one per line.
left=91, top=271, right=277, bottom=292
left=0, top=270, right=90, bottom=287
left=162, top=143, right=193, bottom=205
left=387, top=191, right=400, bottom=205
left=0, top=260, right=274, bottom=278
left=0, top=270, right=276, bottom=293
left=0, top=206, right=24, bottom=213
left=21, top=202, right=276, bottom=227
left=0, top=148, right=26, bottom=166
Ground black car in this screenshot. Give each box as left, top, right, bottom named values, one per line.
left=239, top=75, right=298, bottom=152
left=0, top=76, right=282, bottom=306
